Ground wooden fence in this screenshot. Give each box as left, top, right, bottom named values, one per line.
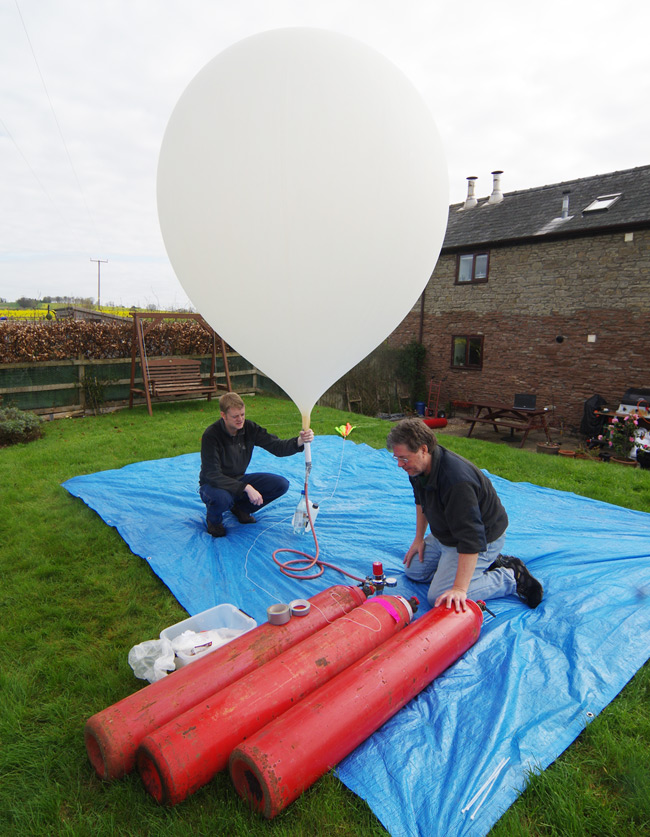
left=0, top=353, right=285, bottom=417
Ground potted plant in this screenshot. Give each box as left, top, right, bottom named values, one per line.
left=599, top=414, right=640, bottom=464
left=536, top=441, right=560, bottom=455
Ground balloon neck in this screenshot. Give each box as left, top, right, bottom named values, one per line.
left=301, top=412, right=312, bottom=472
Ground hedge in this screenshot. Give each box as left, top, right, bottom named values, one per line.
left=0, top=320, right=223, bottom=363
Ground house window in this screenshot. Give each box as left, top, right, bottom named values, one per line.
left=456, top=252, right=489, bottom=284
left=451, top=335, right=483, bottom=369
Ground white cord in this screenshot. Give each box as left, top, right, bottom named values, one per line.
left=242, top=513, right=291, bottom=603
left=310, top=597, right=384, bottom=633
left=241, top=433, right=350, bottom=602
left=236, top=434, right=386, bottom=637
left=308, top=433, right=349, bottom=508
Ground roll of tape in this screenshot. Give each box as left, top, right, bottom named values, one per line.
left=289, top=599, right=311, bottom=617
left=267, top=603, right=291, bottom=625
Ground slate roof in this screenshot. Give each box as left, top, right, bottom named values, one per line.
left=442, top=164, right=650, bottom=251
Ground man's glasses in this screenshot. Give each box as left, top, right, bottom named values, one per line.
left=392, top=454, right=412, bottom=464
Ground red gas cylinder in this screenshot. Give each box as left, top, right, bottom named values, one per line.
left=423, top=417, right=448, bottom=429
left=136, top=595, right=414, bottom=806
left=84, top=584, right=365, bottom=781
left=229, top=601, right=482, bottom=818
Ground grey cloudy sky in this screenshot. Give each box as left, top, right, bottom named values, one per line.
left=1, top=0, right=648, bottom=309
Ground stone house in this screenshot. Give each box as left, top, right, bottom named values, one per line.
left=389, top=165, right=650, bottom=432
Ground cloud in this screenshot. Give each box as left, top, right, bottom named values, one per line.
left=1, top=0, right=648, bottom=306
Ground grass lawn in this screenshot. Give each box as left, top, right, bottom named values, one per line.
left=1, top=395, right=649, bottom=836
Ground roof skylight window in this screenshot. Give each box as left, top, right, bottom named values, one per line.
left=583, top=193, right=621, bottom=213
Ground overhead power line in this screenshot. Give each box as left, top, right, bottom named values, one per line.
left=0, top=116, right=69, bottom=225
left=13, top=0, right=103, bottom=252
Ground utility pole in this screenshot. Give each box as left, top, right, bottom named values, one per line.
left=90, top=258, right=107, bottom=309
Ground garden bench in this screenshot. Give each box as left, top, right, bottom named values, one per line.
left=146, top=358, right=217, bottom=400
left=128, top=312, right=232, bottom=416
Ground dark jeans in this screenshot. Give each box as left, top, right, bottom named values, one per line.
left=199, top=472, right=290, bottom=524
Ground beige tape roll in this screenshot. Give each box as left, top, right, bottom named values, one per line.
left=289, top=599, right=311, bottom=617
left=267, top=603, right=291, bottom=625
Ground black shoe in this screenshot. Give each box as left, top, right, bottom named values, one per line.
left=496, top=554, right=543, bottom=608
left=231, top=505, right=256, bottom=524
left=206, top=519, right=226, bottom=538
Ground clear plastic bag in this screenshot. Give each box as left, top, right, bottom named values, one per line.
left=127, top=637, right=175, bottom=683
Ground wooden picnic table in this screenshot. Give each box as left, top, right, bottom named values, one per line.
left=462, top=401, right=554, bottom=448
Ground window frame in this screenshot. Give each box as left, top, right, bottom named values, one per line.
left=450, top=334, right=484, bottom=370
left=455, top=252, right=490, bottom=285
left=582, top=193, right=621, bottom=214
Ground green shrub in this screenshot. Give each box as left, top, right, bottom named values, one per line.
left=396, top=339, right=427, bottom=404
left=0, top=406, right=43, bottom=445
left=82, top=375, right=117, bottom=414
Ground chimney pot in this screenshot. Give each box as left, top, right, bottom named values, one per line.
left=487, top=170, right=504, bottom=204
left=461, top=176, right=478, bottom=210
left=561, top=190, right=571, bottom=219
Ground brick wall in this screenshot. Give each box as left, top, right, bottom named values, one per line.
left=388, top=229, right=650, bottom=431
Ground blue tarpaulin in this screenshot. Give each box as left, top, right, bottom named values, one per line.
left=62, top=436, right=650, bottom=836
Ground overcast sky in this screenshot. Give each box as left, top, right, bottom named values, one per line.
left=1, top=0, right=648, bottom=309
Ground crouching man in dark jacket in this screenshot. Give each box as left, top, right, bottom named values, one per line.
left=200, top=392, right=314, bottom=538
left=387, top=418, right=542, bottom=611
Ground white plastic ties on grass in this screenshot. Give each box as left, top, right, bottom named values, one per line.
left=461, top=756, right=510, bottom=819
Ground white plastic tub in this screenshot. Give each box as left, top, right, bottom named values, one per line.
left=160, top=603, right=256, bottom=669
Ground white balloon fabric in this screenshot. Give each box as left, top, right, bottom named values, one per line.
left=158, top=28, right=448, bottom=425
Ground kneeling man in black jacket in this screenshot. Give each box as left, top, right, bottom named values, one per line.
left=387, top=418, right=542, bottom=611
left=199, top=392, right=313, bottom=538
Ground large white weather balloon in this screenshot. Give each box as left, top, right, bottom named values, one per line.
left=158, top=28, right=448, bottom=427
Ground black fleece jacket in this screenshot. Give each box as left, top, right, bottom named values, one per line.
left=410, top=445, right=508, bottom=554
left=199, top=418, right=300, bottom=498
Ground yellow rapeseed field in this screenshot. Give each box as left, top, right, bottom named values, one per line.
left=0, top=307, right=138, bottom=320
left=0, top=309, right=52, bottom=320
